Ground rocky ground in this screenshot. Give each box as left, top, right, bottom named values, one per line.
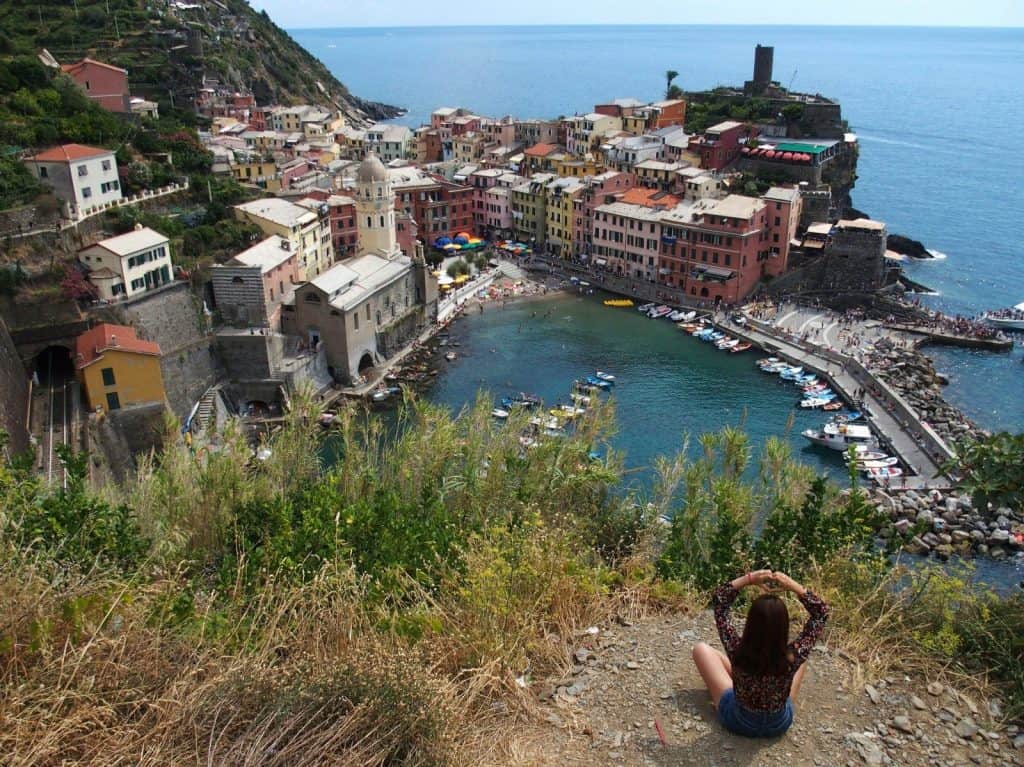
left=871, top=486, right=1024, bottom=562
left=516, top=611, right=1022, bottom=767
left=864, top=346, right=987, bottom=446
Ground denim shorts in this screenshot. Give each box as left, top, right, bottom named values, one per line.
left=717, top=688, right=794, bottom=738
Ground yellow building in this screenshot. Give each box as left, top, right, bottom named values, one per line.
left=231, top=160, right=278, bottom=187
left=556, top=157, right=605, bottom=179
left=544, top=177, right=583, bottom=257
left=510, top=173, right=553, bottom=244
left=234, top=198, right=334, bottom=280
left=74, top=323, right=164, bottom=413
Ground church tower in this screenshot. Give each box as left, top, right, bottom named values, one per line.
left=354, top=152, right=398, bottom=257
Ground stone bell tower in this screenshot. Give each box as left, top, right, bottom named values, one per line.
left=354, top=152, right=398, bottom=257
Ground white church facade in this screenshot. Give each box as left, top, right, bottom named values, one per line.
left=283, top=154, right=438, bottom=384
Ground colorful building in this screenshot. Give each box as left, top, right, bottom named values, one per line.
left=688, top=121, right=750, bottom=171
left=74, top=323, right=164, bottom=413
left=211, top=236, right=301, bottom=329
left=79, top=227, right=174, bottom=301
left=510, top=173, right=554, bottom=245
left=544, top=177, right=583, bottom=257
left=388, top=166, right=474, bottom=240
left=61, top=58, right=130, bottom=113
left=572, top=170, right=635, bottom=257
left=24, top=144, right=122, bottom=220
left=234, top=197, right=334, bottom=281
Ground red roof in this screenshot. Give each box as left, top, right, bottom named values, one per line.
left=74, top=323, right=161, bottom=369
left=61, top=58, right=127, bottom=76
left=620, top=188, right=682, bottom=209
left=525, top=143, right=557, bottom=157
left=28, top=144, right=113, bottom=163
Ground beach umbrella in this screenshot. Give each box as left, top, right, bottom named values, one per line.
left=443, top=242, right=457, bottom=250
left=469, top=237, right=482, bottom=244
left=451, top=244, right=462, bottom=250
left=434, top=236, right=452, bottom=248
left=454, top=235, right=469, bottom=245
left=456, top=231, right=472, bottom=240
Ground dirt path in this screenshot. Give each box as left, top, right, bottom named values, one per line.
left=513, top=611, right=1021, bottom=767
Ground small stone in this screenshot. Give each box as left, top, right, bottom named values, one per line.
left=892, top=715, right=913, bottom=734
left=956, top=717, right=979, bottom=739
left=625, top=661, right=640, bottom=670
left=1013, top=733, right=1024, bottom=749
left=927, top=682, right=944, bottom=696
left=911, top=695, right=927, bottom=711
left=574, top=648, right=592, bottom=664
left=865, top=684, right=881, bottom=704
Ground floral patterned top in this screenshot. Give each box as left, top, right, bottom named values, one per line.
left=712, top=582, right=830, bottom=713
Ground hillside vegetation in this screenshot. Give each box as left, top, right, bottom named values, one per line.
left=1, top=393, right=1021, bottom=764
left=0, top=0, right=397, bottom=122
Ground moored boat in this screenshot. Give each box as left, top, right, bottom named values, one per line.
left=637, top=303, right=655, bottom=313
left=730, top=342, right=753, bottom=353
left=802, top=421, right=875, bottom=450
left=716, top=338, right=739, bottom=350
left=852, top=457, right=900, bottom=470
left=492, top=408, right=510, bottom=419
left=445, top=351, right=457, bottom=361
left=595, top=371, right=616, bottom=382
left=868, top=466, right=903, bottom=480
left=982, top=303, right=1024, bottom=330
left=648, top=305, right=673, bottom=318
left=585, top=375, right=613, bottom=390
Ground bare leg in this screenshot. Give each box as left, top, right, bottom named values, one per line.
left=790, top=663, right=809, bottom=703
left=692, top=642, right=733, bottom=707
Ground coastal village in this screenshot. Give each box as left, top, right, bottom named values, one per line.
left=0, top=38, right=1019, bottom=553
left=1, top=4, right=1024, bottom=766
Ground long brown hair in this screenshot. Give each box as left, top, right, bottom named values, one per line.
left=732, top=595, right=793, bottom=676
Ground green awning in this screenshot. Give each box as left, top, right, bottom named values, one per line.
left=774, top=142, right=827, bottom=155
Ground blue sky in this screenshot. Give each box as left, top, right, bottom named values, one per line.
left=248, top=0, right=1024, bottom=29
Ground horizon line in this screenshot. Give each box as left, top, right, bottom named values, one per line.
left=287, top=21, right=1024, bottom=31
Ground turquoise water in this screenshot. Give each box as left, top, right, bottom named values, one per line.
left=296, top=24, right=1024, bottom=432
left=430, top=292, right=843, bottom=484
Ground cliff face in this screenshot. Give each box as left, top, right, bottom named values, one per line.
left=0, top=0, right=398, bottom=124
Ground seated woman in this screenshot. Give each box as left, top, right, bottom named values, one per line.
left=692, top=569, right=829, bottom=738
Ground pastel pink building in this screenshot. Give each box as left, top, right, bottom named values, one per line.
left=470, top=169, right=524, bottom=237
left=61, top=58, right=129, bottom=113
left=572, top=170, right=636, bottom=257
left=592, top=186, right=802, bottom=304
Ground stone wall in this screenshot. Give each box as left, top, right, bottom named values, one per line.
left=215, top=330, right=284, bottom=381
left=0, top=316, right=31, bottom=456
left=105, top=282, right=221, bottom=419
left=92, top=402, right=166, bottom=483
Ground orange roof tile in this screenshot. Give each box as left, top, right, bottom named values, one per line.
left=524, top=143, right=557, bottom=157
left=28, top=144, right=113, bottom=163
left=74, top=323, right=161, bottom=369
left=620, top=187, right=682, bottom=209
left=61, top=58, right=127, bottom=76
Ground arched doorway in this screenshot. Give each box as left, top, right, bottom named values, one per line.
left=35, top=345, right=74, bottom=387
left=358, top=352, right=374, bottom=373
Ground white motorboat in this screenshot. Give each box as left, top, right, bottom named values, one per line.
left=676, top=310, right=696, bottom=322
left=799, top=397, right=834, bottom=409
left=802, top=421, right=875, bottom=450
left=716, top=338, right=739, bottom=350
left=668, top=310, right=687, bottom=321
left=648, top=305, right=673, bottom=318
left=982, top=303, right=1024, bottom=330
left=491, top=408, right=510, bottom=419
left=595, top=371, right=616, bottom=382
left=855, top=457, right=900, bottom=470
left=637, top=303, right=655, bottom=313
left=849, top=448, right=888, bottom=461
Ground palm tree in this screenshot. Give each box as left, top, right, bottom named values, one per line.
left=665, top=70, right=679, bottom=99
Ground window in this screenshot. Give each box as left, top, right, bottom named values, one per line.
left=366, top=305, right=370, bottom=320
left=105, top=392, right=121, bottom=411
left=102, top=160, right=111, bottom=171
left=82, top=187, right=92, bottom=198
left=354, top=312, right=359, bottom=330
left=304, top=293, right=321, bottom=303
left=101, top=367, right=116, bottom=386
left=38, top=166, right=48, bottom=178
left=78, top=165, right=88, bottom=177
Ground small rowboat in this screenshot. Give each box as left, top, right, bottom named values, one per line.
left=854, top=457, right=900, bottom=470
left=730, top=342, right=752, bottom=353
left=822, top=401, right=844, bottom=411
left=868, top=466, right=903, bottom=479
left=492, top=408, right=510, bottom=419
left=637, top=303, right=655, bottom=312
left=595, top=371, right=616, bottom=382
left=585, top=376, right=613, bottom=390
left=850, top=449, right=887, bottom=461
left=445, top=351, right=457, bottom=361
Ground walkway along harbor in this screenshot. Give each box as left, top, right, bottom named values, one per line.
left=519, top=253, right=1010, bottom=490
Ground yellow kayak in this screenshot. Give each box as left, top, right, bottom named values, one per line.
left=603, top=299, right=634, bottom=307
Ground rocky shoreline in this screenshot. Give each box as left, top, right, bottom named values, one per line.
left=864, top=345, right=988, bottom=446
left=873, top=485, right=1024, bottom=562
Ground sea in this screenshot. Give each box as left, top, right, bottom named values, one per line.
left=297, top=25, right=1024, bottom=585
